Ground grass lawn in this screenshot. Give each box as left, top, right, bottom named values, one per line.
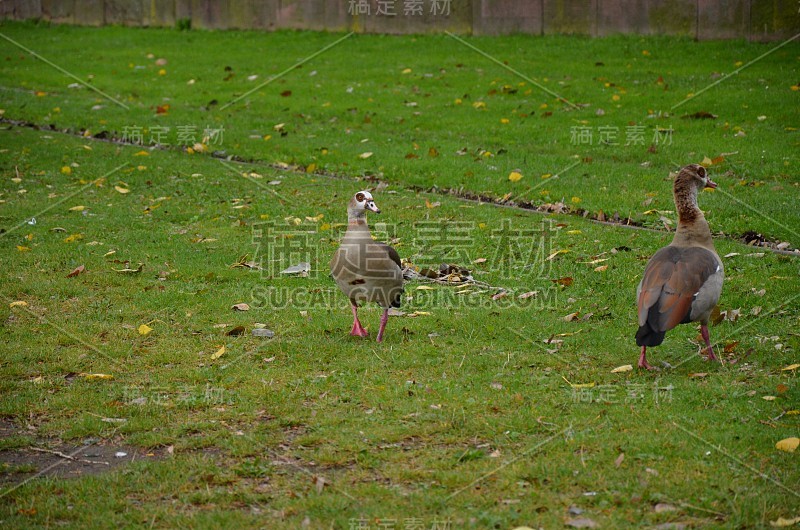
left=1, top=21, right=799, bottom=529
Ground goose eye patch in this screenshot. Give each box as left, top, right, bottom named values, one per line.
left=356, top=192, right=365, bottom=202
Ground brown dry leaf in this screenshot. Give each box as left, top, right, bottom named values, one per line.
left=314, top=475, right=327, bottom=494
left=425, top=198, right=441, bottom=209
left=473, top=258, right=487, bottom=264
left=563, top=311, right=580, bottom=322
left=66, top=264, right=85, bottom=278
left=518, top=291, right=538, bottom=299
left=775, top=437, right=799, bottom=453
left=552, top=276, right=574, bottom=287
left=428, top=147, right=439, bottom=157
left=492, top=291, right=508, bottom=301
left=688, top=372, right=708, bottom=379
left=594, top=265, right=608, bottom=272
left=231, top=303, right=250, bottom=311
left=723, top=340, right=739, bottom=353
left=211, top=345, right=226, bottom=360
left=614, top=452, right=625, bottom=467
left=226, top=325, right=246, bottom=336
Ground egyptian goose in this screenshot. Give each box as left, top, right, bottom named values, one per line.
left=330, top=191, right=404, bottom=342
left=635, top=164, right=724, bottom=370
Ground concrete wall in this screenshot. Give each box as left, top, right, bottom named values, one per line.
left=1, top=0, right=798, bottom=40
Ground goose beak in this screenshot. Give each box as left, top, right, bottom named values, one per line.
left=705, top=177, right=718, bottom=189
left=366, top=201, right=381, bottom=214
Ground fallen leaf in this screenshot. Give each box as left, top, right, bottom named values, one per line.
left=79, top=373, right=114, bottom=380
left=9, top=300, right=28, bottom=308
left=552, top=276, right=574, bottom=287
left=565, top=517, right=598, bottom=528
left=425, top=198, right=441, bottom=209
left=416, top=286, right=435, bottom=290
left=594, top=265, right=608, bottom=272
left=775, top=437, right=799, bottom=453
left=770, top=516, right=800, bottom=527
left=69, top=205, right=85, bottom=212
left=138, top=324, right=153, bottom=335
left=211, top=345, right=226, bottom=360
left=611, top=364, right=633, bottom=373
left=688, top=372, right=708, bottom=379
left=563, top=311, right=580, bottom=322
left=114, top=185, right=130, bottom=194
left=231, top=303, right=250, bottom=311
left=762, top=396, right=776, bottom=401
left=280, top=262, right=310, bottom=275
left=782, top=364, right=800, bottom=371
left=473, top=258, right=487, bottom=264
left=358, top=152, right=373, bottom=159
left=518, top=291, right=538, bottom=299
left=614, top=452, right=625, bottom=467
left=114, top=263, right=144, bottom=273
left=226, top=325, right=246, bottom=336
left=508, top=171, right=523, bottom=182
left=315, top=475, right=327, bottom=494
left=66, top=265, right=85, bottom=278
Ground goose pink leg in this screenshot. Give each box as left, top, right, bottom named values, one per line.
left=376, top=308, right=389, bottom=343
left=700, top=325, right=717, bottom=361
left=349, top=305, right=368, bottom=337
left=638, top=346, right=656, bottom=370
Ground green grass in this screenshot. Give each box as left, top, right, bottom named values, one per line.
left=0, top=21, right=799, bottom=529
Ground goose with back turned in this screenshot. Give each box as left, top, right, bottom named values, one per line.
left=636, top=164, right=724, bottom=370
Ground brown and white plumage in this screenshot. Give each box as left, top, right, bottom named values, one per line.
left=635, top=164, right=724, bottom=370
left=330, top=191, right=404, bottom=342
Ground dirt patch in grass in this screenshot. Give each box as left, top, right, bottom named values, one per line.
left=0, top=420, right=167, bottom=488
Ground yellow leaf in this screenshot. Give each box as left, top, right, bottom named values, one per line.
left=319, top=223, right=331, bottom=231
left=425, top=199, right=441, bottom=209
left=611, top=364, right=633, bottom=373
left=500, top=118, right=510, bottom=124
left=541, top=173, right=552, bottom=179
left=134, top=150, right=149, bottom=156
left=401, top=68, right=412, bottom=74
left=571, top=196, right=582, bottom=204
left=508, top=171, right=523, bottom=182
left=138, top=324, right=153, bottom=335
left=9, top=300, right=28, bottom=308
left=567, top=230, right=582, bottom=235
left=158, top=68, right=166, bottom=75
left=775, top=437, right=799, bottom=453
left=306, top=163, right=317, bottom=173
left=472, top=101, right=486, bottom=109
left=137, top=165, right=147, bottom=171
left=781, top=363, right=800, bottom=371
left=16, top=245, right=30, bottom=252
left=770, top=516, right=800, bottom=527
left=80, top=373, right=114, bottom=380
left=64, top=233, right=83, bottom=243
left=702, top=156, right=713, bottom=166
left=211, top=345, right=226, bottom=360
left=69, top=205, right=85, bottom=212
left=562, top=376, right=594, bottom=389
left=61, top=166, right=72, bottom=175
left=546, top=249, right=569, bottom=261
left=114, top=185, right=130, bottom=194
left=762, top=395, right=776, bottom=401
left=454, top=98, right=462, bottom=105
left=358, top=152, right=373, bottom=159
left=612, top=94, right=620, bottom=101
